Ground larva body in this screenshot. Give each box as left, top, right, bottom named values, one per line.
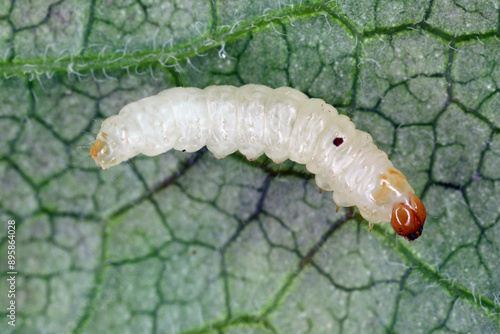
left=91, top=84, right=426, bottom=240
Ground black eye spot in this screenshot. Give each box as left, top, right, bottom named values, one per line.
left=182, top=149, right=186, bottom=152
left=333, top=137, right=344, bottom=147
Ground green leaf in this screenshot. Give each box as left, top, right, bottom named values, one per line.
left=1, top=1, right=499, bottom=333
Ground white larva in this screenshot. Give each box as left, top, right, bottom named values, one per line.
left=91, top=84, right=426, bottom=241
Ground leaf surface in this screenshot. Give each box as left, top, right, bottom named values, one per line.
left=0, top=1, right=499, bottom=333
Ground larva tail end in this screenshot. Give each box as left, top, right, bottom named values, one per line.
left=390, top=193, right=426, bottom=242
left=90, top=139, right=106, bottom=159
left=90, top=139, right=113, bottom=169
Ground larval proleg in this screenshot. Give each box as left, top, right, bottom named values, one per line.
left=90, top=84, right=426, bottom=241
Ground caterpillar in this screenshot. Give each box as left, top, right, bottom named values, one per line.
left=90, top=84, right=426, bottom=241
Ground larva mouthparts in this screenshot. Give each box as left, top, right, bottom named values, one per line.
left=90, top=84, right=426, bottom=241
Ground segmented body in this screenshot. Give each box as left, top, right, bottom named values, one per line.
left=90, top=84, right=426, bottom=240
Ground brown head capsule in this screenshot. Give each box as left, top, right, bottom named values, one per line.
left=390, top=192, right=426, bottom=241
